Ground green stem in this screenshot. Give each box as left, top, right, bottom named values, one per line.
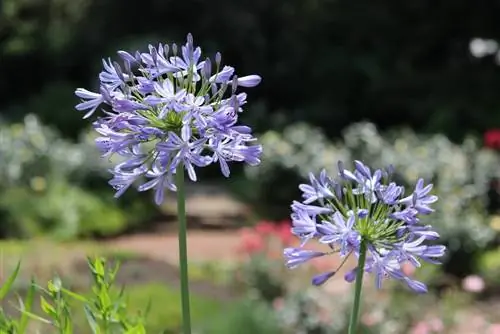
left=348, top=239, right=367, bottom=334
left=176, top=166, right=192, bottom=334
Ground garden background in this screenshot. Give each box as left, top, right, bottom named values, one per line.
left=1, top=0, right=500, bottom=332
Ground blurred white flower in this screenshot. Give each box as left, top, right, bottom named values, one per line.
left=461, top=275, right=485, bottom=293
left=470, top=38, right=498, bottom=58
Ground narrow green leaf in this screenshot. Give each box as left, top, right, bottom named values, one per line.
left=61, top=287, right=88, bottom=303
left=117, top=284, right=126, bottom=299
left=110, top=260, right=121, bottom=280
left=18, top=277, right=36, bottom=333
left=62, top=315, right=73, bottom=334
left=84, top=304, right=100, bottom=334
left=93, top=258, right=105, bottom=277
left=39, top=296, right=56, bottom=317
left=17, top=309, right=52, bottom=325
left=124, top=324, right=146, bottom=334
left=100, top=291, right=111, bottom=310
left=143, top=297, right=152, bottom=319
left=0, top=260, right=21, bottom=300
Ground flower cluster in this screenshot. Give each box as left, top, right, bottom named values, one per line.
left=75, top=34, right=262, bottom=204
left=284, top=160, right=446, bottom=293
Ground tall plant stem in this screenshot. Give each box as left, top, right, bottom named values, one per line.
left=176, top=166, right=191, bottom=334
left=348, top=239, right=367, bottom=334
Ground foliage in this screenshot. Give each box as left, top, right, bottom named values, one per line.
left=0, top=115, right=159, bottom=239
left=204, top=297, right=281, bottom=334
left=476, top=246, right=500, bottom=286
left=233, top=220, right=293, bottom=302
left=245, top=122, right=500, bottom=276
left=0, top=257, right=147, bottom=333
left=0, top=257, right=227, bottom=333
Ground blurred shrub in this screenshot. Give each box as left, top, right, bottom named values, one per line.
left=240, top=123, right=351, bottom=219
left=204, top=297, right=280, bottom=334
left=3, top=82, right=86, bottom=140
left=477, top=246, right=500, bottom=287
left=0, top=179, right=127, bottom=239
left=244, top=122, right=500, bottom=276
left=0, top=114, right=106, bottom=185
left=232, top=220, right=293, bottom=302
left=0, top=114, right=156, bottom=239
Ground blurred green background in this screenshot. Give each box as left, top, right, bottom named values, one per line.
left=1, top=0, right=500, bottom=332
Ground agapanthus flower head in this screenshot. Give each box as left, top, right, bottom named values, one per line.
left=75, top=34, right=262, bottom=204
left=284, top=160, right=446, bottom=293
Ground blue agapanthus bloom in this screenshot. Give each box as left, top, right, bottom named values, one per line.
left=283, top=161, right=446, bottom=293
left=75, top=34, right=262, bottom=204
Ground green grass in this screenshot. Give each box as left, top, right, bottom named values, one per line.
left=123, top=283, right=225, bottom=333
left=0, top=239, right=230, bottom=333
left=58, top=283, right=226, bottom=333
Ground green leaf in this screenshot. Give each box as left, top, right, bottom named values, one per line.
left=61, top=287, right=88, bottom=303
left=119, top=284, right=126, bottom=297
left=84, top=304, right=100, bottom=334
left=40, top=296, right=56, bottom=317
left=93, top=258, right=105, bottom=277
left=124, top=324, right=147, bottom=334
left=48, top=276, right=62, bottom=293
left=62, top=315, right=73, bottom=334
left=17, top=309, right=52, bottom=325
left=110, top=260, right=121, bottom=281
left=143, top=297, right=152, bottom=319
left=0, top=260, right=21, bottom=300
left=99, top=290, right=111, bottom=310
left=18, top=277, right=36, bottom=333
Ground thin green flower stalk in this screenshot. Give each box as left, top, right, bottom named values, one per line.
left=176, top=167, right=191, bottom=333
left=74, top=33, right=263, bottom=333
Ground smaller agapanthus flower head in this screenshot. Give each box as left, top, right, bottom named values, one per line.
left=74, top=33, right=262, bottom=205
left=283, top=160, right=446, bottom=293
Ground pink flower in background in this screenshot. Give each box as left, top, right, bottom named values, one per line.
left=255, top=221, right=275, bottom=235
left=428, top=318, right=444, bottom=332
left=311, top=256, right=332, bottom=272
left=272, top=297, right=285, bottom=311
left=410, top=321, right=431, bottom=334
left=462, top=275, right=485, bottom=293
left=361, top=312, right=380, bottom=327
left=401, top=261, right=417, bottom=276
left=238, top=228, right=264, bottom=254
left=484, top=129, right=500, bottom=149
left=237, top=220, right=294, bottom=256
left=488, top=324, right=500, bottom=334
left=276, top=220, right=293, bottom=245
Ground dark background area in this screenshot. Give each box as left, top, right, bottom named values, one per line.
left=2, top=0, right=500, bottom=142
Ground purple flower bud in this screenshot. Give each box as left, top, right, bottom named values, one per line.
left=202, top=58, right=212, bottom=78
left=148, top=45, right=158, bottom=64
left=187, top=33, right=194, bottom=46
left=117, top=50, right=138, bottom=64
left=344, top=268, right=357, bottom=282
left=312, top=271, right=336, bottom=286
left=112, top=61, right=125, bottom=82
left=284, top=248, right=326, bottom=269
left=237, top=75, right=262, bottom=87
left=231, top=75, right=238, bottom=93
left=215, top=52, right=222, bottom=66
